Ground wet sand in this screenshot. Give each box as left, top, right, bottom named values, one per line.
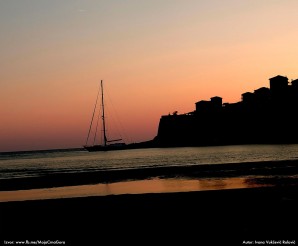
left=0, top=176, right=279, bottom=202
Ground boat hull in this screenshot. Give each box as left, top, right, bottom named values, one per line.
left=83, top=144, right=127, bottom=152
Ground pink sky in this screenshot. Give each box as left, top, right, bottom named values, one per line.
left=1, top=1, right=298, bottom=152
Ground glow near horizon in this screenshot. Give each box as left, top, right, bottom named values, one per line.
left=0, top=0, right=298, bottom=152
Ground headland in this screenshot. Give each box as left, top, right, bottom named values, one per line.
left=154, top=75, right=298, bottom=147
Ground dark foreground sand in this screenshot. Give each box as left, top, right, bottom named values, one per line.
left=1, top=185, right=297, bottom=246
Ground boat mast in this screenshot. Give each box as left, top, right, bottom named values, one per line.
left=101, top=80, right=108, bottom=146
left=85, top=81, right=101, bottom=146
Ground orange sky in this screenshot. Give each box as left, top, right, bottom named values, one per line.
left=1, top=0, right=298, bottom=152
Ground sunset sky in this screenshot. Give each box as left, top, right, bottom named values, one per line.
left=1, top=0, right=298, bottom=152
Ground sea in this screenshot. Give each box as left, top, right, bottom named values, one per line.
left=1, top=144, right=298, bottom=202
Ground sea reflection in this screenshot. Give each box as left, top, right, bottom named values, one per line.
left=0, top=175, right=283, bottom=202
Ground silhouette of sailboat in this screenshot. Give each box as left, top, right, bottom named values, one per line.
left=83, top=80, right=127, bottom=151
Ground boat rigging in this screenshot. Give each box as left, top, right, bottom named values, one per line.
left=83, top=80, right=126, bottom=151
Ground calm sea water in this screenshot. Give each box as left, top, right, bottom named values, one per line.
left=1, top=144, right=298, bottom=180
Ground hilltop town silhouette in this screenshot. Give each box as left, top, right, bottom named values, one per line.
left=153, top=75, right=298, bottom=147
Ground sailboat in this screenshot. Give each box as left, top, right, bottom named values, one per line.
left=83, top=80, right=127, bottom=151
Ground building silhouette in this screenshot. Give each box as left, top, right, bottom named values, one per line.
left=156, top=75, right=298, bottom=147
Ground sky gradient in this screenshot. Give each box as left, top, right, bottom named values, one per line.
left=1, top=0, right=298, bottom=152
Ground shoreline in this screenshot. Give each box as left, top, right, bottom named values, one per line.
left=1, top=159, right=298, bottom=191
left=1, top=159, right=297, bottom=244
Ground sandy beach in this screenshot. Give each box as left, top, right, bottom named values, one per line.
left=1, top=160, right=297, bottom=246
left=1, top=186, right=297, bottom=245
